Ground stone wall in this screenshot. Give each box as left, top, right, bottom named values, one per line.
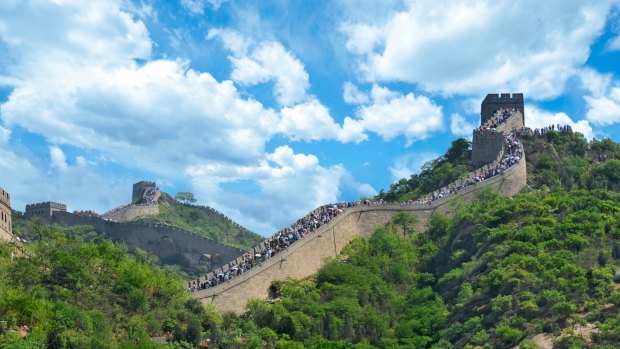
left=0, top=187, right=12, bottom=242
left=101, top=204, right=160, bottom=222
left=471, top=129, right=504, bottom=168
left=193, top=156, right=527, bottom=313
left=51, top=211, right=245, bottom=272
left=481, top=93, right=524, bottom=125
left=25, top=201, right=67, bottom=220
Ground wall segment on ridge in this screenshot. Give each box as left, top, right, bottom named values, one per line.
left=51, top=212, right=245, bottom=271
left=101, top=204, right=160, bottom=222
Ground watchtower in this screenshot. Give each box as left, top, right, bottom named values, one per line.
left=25, top=201, right=67, bottom=220
left=132, top=181, right=156, bottom=204
left=481, top=93, right=524, bottom=126
left=0, top=187, right=12, bottom=240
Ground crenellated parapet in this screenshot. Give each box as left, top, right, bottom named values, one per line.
left=481, top=93, right=524, bottom=126
left=25, top=201, right=67, bottom=220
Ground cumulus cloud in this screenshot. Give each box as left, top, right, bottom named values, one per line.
left=579, top=68, right=620, bottom=126
left=354, top=85, right=444, bottom=145
left=186, top=146, right=353, bottom=233
left=0, top=0, right=378, bottom=234
left=450, top=113, right=476, bottom=137
left=584, top=88, right=620, bottom=125
left=1, top=59, right=280, bottom=174
left=278, top=99, right=368, bottom=143
left=526, top=106, right=594, bottom=140
left=342, top=0, right=617, bottom=99
left=0, top=145, right=127, bottom=214
left=208, top=29, right=309, bottom=106
left=49, top=146, right=69, bottom=172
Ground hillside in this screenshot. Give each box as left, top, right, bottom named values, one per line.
left=195, top=188, right=620, bottom=348
left=137, top=193, right=263, bottom=250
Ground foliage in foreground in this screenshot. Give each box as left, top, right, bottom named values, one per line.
left=0, top=221, right=203, bottom=348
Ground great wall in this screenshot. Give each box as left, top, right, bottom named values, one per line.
left=192, top=93, right=529, bottom=313
left=20, top=183, right=251, bottom=273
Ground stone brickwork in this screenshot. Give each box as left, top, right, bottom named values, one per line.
left=0, top=187, right=12, bottom=241
left=25, top=201, right=67, bottom=220
left=471, top=129, right=504, bottom=168
left=102, top=204, right=160, bottom=222
left=51, top=211, right=245, bottom=272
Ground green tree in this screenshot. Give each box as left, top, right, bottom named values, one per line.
left=175, top=192, right=197, bottom=204
left=392, top=212, right=419, bottom=237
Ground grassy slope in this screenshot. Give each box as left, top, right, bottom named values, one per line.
left=137, top=193, right=263, bottom=250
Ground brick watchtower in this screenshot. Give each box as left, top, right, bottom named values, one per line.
left=481, top=93, right=524, bottom=126
left=25, top=201, right=67, bottom=220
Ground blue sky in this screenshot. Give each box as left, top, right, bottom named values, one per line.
left=1, top=0, right=620, bottom=235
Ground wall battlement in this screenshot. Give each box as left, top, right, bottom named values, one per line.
left=481, top=93, right=524, bottom=126
left=25, top=201, right=67, bottom=220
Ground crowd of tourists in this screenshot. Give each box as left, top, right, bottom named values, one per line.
left=522, top=124, right=574, bottom=138
left=188, top=203, right=356, bottom=291
left=478, top=107, right=518, bottom=132
left=189, top=109, right=525, bottom=292
left=143, top=187, right=159, bottom=205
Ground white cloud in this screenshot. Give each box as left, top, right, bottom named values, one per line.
left=579, top=68, right=620, bottom=126
left=186, top=146, right=355, bottom=233
left=389, top=152, right=439, bottom=181
left=354, top=85, right=444, bottom=145
left=49, top=146, right=69, bottom=172
left=342, top=0, right=617, bottom=99
left=343, top=81, right=369, bottom=104
left=0, top=145, right=127, bottom=214
left=450, top=113, right=476, bottom=137
left=526, top=106, right=595, bottom=140
left=181, top=0, right=228, bottom=14
left=209, top=29, right=310, bottom=106
left=584, top=88, right=620, bottom=125
left=0, top=0, right=378, bottom=235
left=1, top=59, right=280, bottom=174
left=278, top=99, right=368, bottom=143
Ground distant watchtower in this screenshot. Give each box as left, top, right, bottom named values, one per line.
left=132, top=181, right=156, bottom=204
left=481, top=93, right=524, bottom=126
